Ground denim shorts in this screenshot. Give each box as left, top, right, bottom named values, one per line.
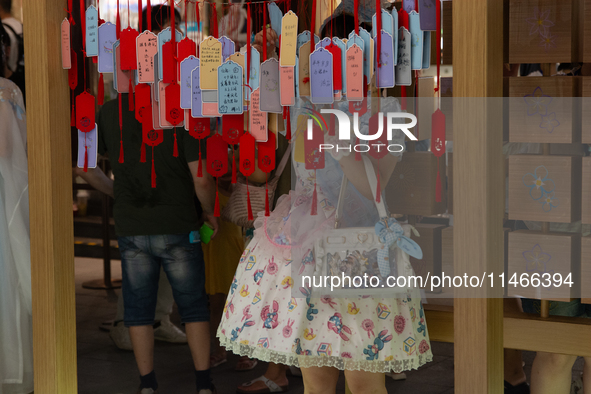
left=118, top=233, right=209, bottom=327
left=521, top=298, right=591, bottom=318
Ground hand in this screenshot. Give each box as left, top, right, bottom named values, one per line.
left=205, top=214, right=219, bottom=240
left=252, top=26, right=278, bottom=58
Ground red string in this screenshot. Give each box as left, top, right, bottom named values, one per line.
left=262, top=2, right=267, bottom=61
left=435, top=0, right=441, bottom=97
left=147, top=0, right=151, bottom=31
left=138, top=0, right=142, bottom=31
left=246, top=3, right=251, bottom=89
left=310, top=0, right=316, bottom=36
left=116, top=0, right=121, bottom=39
left=127, top=0, right=130, bottom=27
left=196, top=0, right=200, bottom=51
left=80, top=0, right=86, bottom=50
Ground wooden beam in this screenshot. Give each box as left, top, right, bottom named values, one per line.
left=453, top=0, right=504, bottom=393
left=23, top=0, right=78, bottom=392
left=426, top=308, right=591, bottom=358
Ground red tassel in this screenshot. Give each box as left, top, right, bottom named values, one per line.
left=71, top=103, right=76, bottom=127
left=197, top=150, right=203, bottom=177
left=355, top=137, right=361, bottom=161
left=173, top=130, right=179, bottom=157
left=84, top=145, right=88, bottom=172
left=214, top=190, right=221, bottom=217
left=128, top=79, right=134, bottom=111
left=265, top=186, right=270, bottom=216
left=401, top=86, right=407, bottom=110
left=232, top=149, right=237, bottom=184
left=98, top=74, right=104, bottom=105
left=311, top=180, right=318, bottom=216
left=140, top=141, right=146, bottom=163
left=151, top=147, right=157, bottom=188
left=435, top=158, right=442, bottom=202
left=285, top=107, right=292, bottom=141
left=247, top=182, right=254, bottom=221
left=119, top=140, right=124, bottom=163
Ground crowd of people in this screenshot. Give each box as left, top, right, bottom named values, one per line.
left=1, top=1, right=591, bottom=394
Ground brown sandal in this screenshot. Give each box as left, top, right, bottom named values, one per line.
left=235, top=356, right=258, bottom=371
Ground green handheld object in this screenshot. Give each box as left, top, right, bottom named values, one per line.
left=199, top=223, right=214, bottom=244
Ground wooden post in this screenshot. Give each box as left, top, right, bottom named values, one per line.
left=453, top=0, right=504, bottom=393
left=23, top=0, right=78, bottom=392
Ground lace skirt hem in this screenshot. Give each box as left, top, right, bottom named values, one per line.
left=218, top=333, right=433, bottom=374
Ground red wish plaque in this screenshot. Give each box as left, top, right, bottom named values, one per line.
left=135, top=83, right=151, bottom=123
left=76, top=91, right=96, bottom=133
left=304, top=121, right=324, bottom=170
left=120, top=27, right=139, bottom=70
left=189, top=116, right=210, bottom=140
left=239, top=132, right=256, bottom=177
left=257, top=131, right=276, bottom=173
left=164, top=82, right=183, bottom=126
left=162, top=41, right=176, bottom=83
left=206, top=134, right=229, bottom=178
left=222, top=114, right=244, bottom=145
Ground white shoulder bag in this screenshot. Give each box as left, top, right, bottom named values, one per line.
left=312, top=155, right=423, bottom=297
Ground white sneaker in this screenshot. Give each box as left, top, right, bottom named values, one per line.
left=154, top=316, right=188, bottom=344
left=137, top=389, right=158, bottom=394
left=109, top=321, right=133, bottom=351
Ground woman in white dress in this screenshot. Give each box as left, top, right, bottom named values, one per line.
left=217, top=4, right=432, bottom=392
left=0, top=22, right=33, bottom=394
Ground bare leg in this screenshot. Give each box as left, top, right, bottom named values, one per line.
left=344, top=370, right=387, bottom=394
left=209, top=293, right=227, bottom=358
left=301, top=366, right=340, bottom=394
left=530, top=352, right=577, bottom=394
left=504, top=298, right=527, bottom=386
left=583, top=357, right=591, bottom=394
left=129, top=325, right=155, bottom=375
left=185, top=321, right=211, bottom=371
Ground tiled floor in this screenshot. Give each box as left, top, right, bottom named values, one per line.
left=74, top=257, right=582, bottom=394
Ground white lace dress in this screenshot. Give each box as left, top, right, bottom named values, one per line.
left=217, top=99, right=432, bottom=373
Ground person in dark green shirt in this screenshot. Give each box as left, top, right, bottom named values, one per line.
left=75, top=7, right=218, bottom=394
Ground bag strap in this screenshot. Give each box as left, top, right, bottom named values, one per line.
left=334, top=155, right=388, bottom=228
left=271, top=144, right=292, bottom=181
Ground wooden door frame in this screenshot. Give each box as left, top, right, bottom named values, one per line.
left=453, top=0, right=505, bottom=393
left=23, top=0, right=79, bottom=392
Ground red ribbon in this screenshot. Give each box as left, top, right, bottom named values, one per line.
left=147, top=0, right=151, bottom=31
left=116, top=0, right=121, bottom=39
left=435, top=0, right=441, bottom=94
left=211, top=3, right=218, bottom=38
left=310, top=0, right=316, bottom=37
left=138, top=0, right=142, bottom=31
left=262, top=3, right=267, bottom=61
left=246, top=3, right=251, bottom=87
left=354, top=0, right=359, bottom=35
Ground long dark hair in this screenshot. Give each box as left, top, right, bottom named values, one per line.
left=0, top=22, right=7, bottom=78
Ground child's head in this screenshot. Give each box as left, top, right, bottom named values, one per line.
left=320, top=13, right=372, bottom=39
left=142, top=4, right=182, bottom=35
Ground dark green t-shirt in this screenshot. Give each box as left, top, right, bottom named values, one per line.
left=98, top=94, right=207, bottom=236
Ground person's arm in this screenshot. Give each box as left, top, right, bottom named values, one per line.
left=188, top=160, right=219, bottom=239
left=74, top=166, right=115, bottom=198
